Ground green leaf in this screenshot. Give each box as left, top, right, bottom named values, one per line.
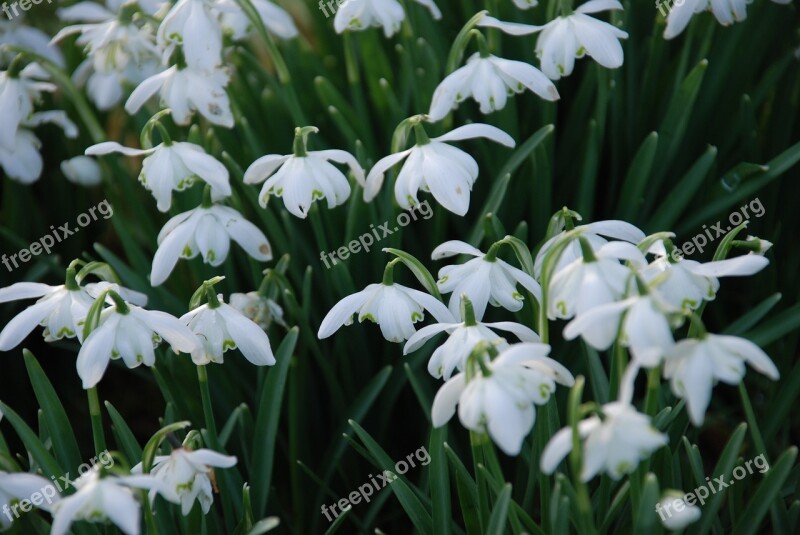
left=251, top=328, right=298, bottom=517
left=486, top=484, right=512, bottom=535
left=348, top=420, right=433, bottom=535
left=105, top=401, right=143, bottom=464
left=732, top=447, right=798, bottom=535
left=0, top=402, right=63, bottom=479
left=23, top=350, right=82, bottom=470
left=634, top=473, right=660, bottom=533
left=692, top=423, right=747, bottom=535
left=617, top=132, right=658, bottom=220
left=141, top=421, right=191, bottom=473
left=383, top=247, right=442, bottom=300
left=429, top=427, right=451, bottom=535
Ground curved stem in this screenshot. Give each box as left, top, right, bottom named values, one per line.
left=87, top=387, right=107, bottom=455
left=197, top=365, right=220, bottom=448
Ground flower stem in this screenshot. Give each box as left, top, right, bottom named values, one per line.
left=197, top=365, right=220, bottom=448
left=738, top=382, right=769, bottom=460
left=87, top=387, right=106, bottom=455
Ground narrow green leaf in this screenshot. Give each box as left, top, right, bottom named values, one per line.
left=732, top=447, right=798, bottom=535
left=383, top=247, right=442, bottom=300
left=486, top=484, right=512, bottom=535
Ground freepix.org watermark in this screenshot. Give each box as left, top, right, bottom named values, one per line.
left=655, top=453, right=769, bottom=522
left=2, top=0, right=52, bottom=20
left=668, top=197, right=765, bottom=260
left=320, top=446, right=431, bottom=522
left=319, top=200, right=433, bottom=269
left=1, top=199, right=113, bottom=273
left=1, top=450, right=115, bottom=521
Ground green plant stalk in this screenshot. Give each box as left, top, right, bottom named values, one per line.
left=738, top=383, right=769, bottom=459
left=197, top=365, right=220, bottom=449
left=87, top=386, right=106, bottom=454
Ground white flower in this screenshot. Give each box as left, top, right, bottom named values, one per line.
left=76, top=300, right=202, bottom=388
left=229, top=291, right=285, bottom=330
left=50, top=467, right=156, bottom=535
left=0, top=280, right=146, bottom=350
left=512, top=0, right=538, bottom=9
left=157, top=0, right=224, bottom=70
left=181, top=297, right=276, bottom=366
left=541, top=401, right=668, bottom=480
left=61, top=155, right=103, bottom=186
left=564, top=292, right=676, bottom=367
left=404, top=316, right=540, bottom=380
left=657, top=492, right=702, bottom=531
left=318, top=283, right=454, bottom=343
left=431, top=343, right=575, bottom=455
left=364, top=123, right=515, bottom=216
left=0, top=65, right=56, bottom=153
left=432, top=240, right=542, bottom=320
left=0, top=472, right=59, bottom=529
left=219, top=0, right=299, bottom=40
left=125, top=64, right=233, bottom=127
left=534, top=219, right=645, bottom=278
left=641, top=251, right=769, bottom=311
left=244, top=129, right=364, bottom=219
left=151, top=204, right=272, bottom=286
left=135, top=448, right=236, bottom=515
left=479, top=0, right=629, bottom=80
left=662, top=0, right=790, bottom=40
left=428, top=52, right=559, bottom=121
left=334, top=0, right=442, bottom=38
left=549, top=240, right=643, bottom=320
left=663, top=334, right=780, bottom=426
left=86, top=141, right=231, bottom=212
left=53, top=1, right=162, bottom=110
left=0, top=22, right=65, bottom=67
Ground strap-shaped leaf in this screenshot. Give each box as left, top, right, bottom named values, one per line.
left=383, top=248, right=442, bottom=300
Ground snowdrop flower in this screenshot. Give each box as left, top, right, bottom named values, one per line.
left=656, top=491, right=702, bottom=531
left=564, top=289, right=676, bottom=367
left=76, top=294, right=202, bottom=388
left=364, top=122, right=515, bottom=216
left=151, top=203, right=272, bottom=286
left=479, top=1, right=629, bottom=80
left=334, top=0, right=442, bottom=38
left=549, top=239, right=644, bottom=320
left=230, top=291, right=286, bottom=330
left=125, top=64, right=233, bottom=127
left=318, top=262, right=454, bottom=343
left=0, top=472, right=59, bottom=529
left=432, top=342, right=575, bottom=455
left=432, top=240, right=541, bottom=320
left=641, top=248, right=769, bottom=310
left=53, top=1, right=162, bottom=110
left=534, top=218, right=646, bottom=278
left=663, top=334, right=780, bottom=426
left=0, top=277, right=146, bottom=350
left=0, top=21, right=64, bottom=68
left=219, top=0, right=299, bottom=40
left=404, top=295, right=540, bottom=379
left=86, top=141, right=231, bottom=212
left=181, top=294, right=276, bottom=366
left=135, top=448, right=236, bottom=515
left=541, top=401, right=667, bottom=480
left=0, top=64, right=78, bottom=183
left=244, top=127, right=364, bottom=219
left=157, top=0, right=225, bottom=70
left=428, top=50, right=559, bottom=120
left=61, top=155, right=103, bottom=186
left=662, top=0, right=791, bottom=40
left=50, top=467, right=156, bottom=535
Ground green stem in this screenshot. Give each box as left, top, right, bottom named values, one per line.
left=87, top=387, right=107, bottom=454
left=567, top=377, right=595, bottom=535
left=197, top=365, right=220, bottom=448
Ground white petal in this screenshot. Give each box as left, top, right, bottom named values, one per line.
left=477, top=15, right=543, bottom=35
left=76, top=321, right=116, bottom=388
left=403, top=322, right=454, bottom=354
left=187, top=449, right=238, bottom=468
left=433, top=124, right=516, bottom=148
left=431, top=374, right=466, bottom=426
left=571, top=15, right=627, bottom=69
left=0, top=298, right=58, bottom=351
left=219, top=305, right=275, bottom=365
left=686, top=255, right=769, bottom=277
left=364, top=149, right=413, bottom=202
left=312, top=149, right=365, bottom=187
left=575, top=0, right=624, bottom=14
left=0, top=282, right=54, bottom=303
left=125, top=67, right=174, bottom=115
left=431, top=240, right=483, bottom=260
left=715, top=335, right=780, bottom=380
left=402, top=287, right=456, bottom=323
left=318, top=287, right=374, bottom=338
left=243, top=154, right=290, bottom=184
left=85, top=141, right=157, bottom=157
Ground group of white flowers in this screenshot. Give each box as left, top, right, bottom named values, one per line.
left=318, top=212, right=778, bottom=529
left=0, top=0, right=791, bottom=532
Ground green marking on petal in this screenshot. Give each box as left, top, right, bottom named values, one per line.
left=182, top=245, right=193, bottom=257
left=556, top=301, right=567, bottom=316
left=411, top=311, right=424, bottom=322
left=312, top=189, right=324, bottom=200
left=512, top=292, right=524, bottom=300
left=360, top=313, right=377, bottom=323
left=223, top=339, right=236, bottom=351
